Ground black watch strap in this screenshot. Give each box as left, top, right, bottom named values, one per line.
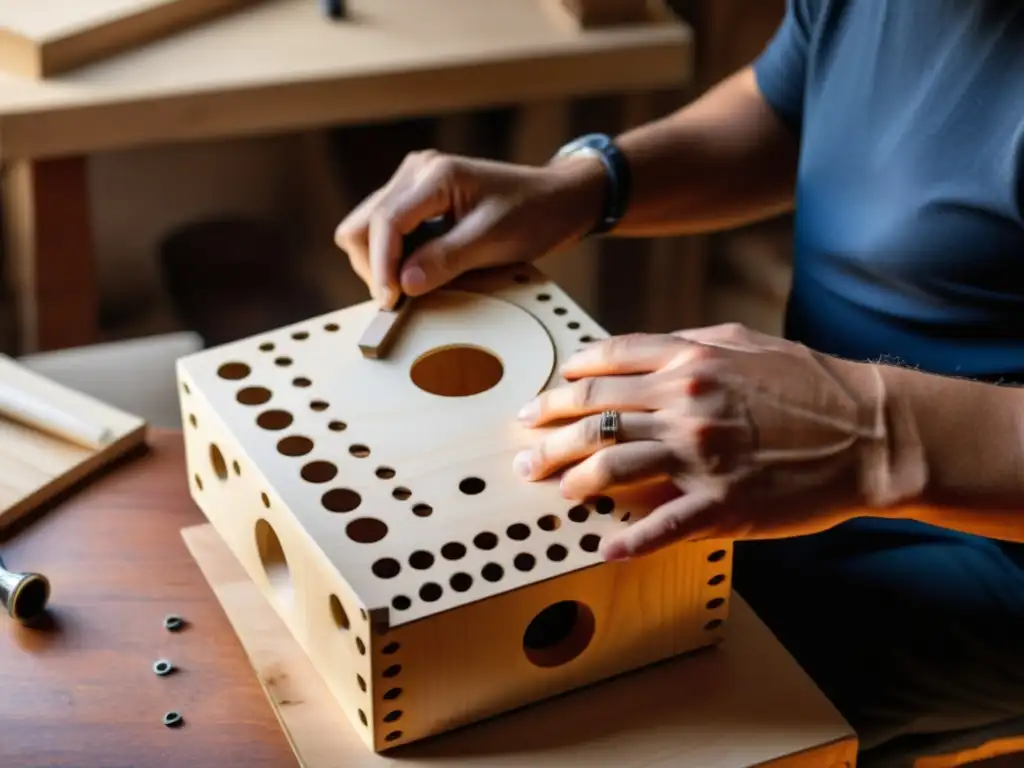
left=553, top=133, right=631, bottom=236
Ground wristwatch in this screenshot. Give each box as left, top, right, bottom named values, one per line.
left=552, top=132, right=632, bottom=236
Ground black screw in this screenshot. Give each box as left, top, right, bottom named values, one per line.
left=164, top=614, right=185, bottom=632
left=163, top=711, right=184, bottom=728
left=153, top=659, right=175, bottom=677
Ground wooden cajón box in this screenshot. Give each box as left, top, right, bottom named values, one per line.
left=176, top=264, right=734, bottom=753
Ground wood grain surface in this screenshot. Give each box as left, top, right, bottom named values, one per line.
left=0, top=429, right=296, bottom=768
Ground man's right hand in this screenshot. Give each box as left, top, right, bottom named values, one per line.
left=334, top=149, right=605, bottom=309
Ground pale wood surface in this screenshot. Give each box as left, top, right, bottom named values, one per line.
left=183, top=521, right=857, bottom=767
left=176, top=264, right=733, bottom=750
left=0, top=0, right=692, bottom=160
left=0, top=355, right=145, bottom=533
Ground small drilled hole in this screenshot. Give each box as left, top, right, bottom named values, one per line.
left=356, top=637, right=366, bottom=655
left=383, top=710, right=403, bottom=723
left=237, top=386, right=271, bottom=405
left=322, top=488, right=362, bottom=513
left=358, top=709, right=368, bottom=726
left=507, top=523, right=530, bottom=540
left=357, top=674, right=367, bottom=692
left=382, top=664, right=402, bottom=678
left=188, top=414, right=197, bottom=428
left=547, top=544, right=568, bottom=562
left=473, top=532, right=498, bottom=550
left=383, top=688, right=402, bottom=700
left=392, top=487, right=411, bottom=501
left=537, top=293, right=551, bottom=302
left=567, top=505, right=589, bottom=523
left=293, top=376, right=312, bottom=388
left=232, top=460, right=241, bottom=476
left=346, top=517, right=388, bottom=544
left=324, top=322, right=339, bottom=332
left=450, top=572, right=472, bottom=591
left=514, top=553, right=536, bottom=571
left=708, top=574, right=726, bottom=586
left=392, top=596, right=411, bottom=611
left=259, top=342, right=274, bottom=352
left=330, top=595, right=350, bottom=630
left=705, top=618, right=723, bottom=631
left=441, top=542, right=466, bottom=560
left=209, top=444, right=228, bottom=480
left=409, top=551, right=434, bottom=570
left=593, top=496, right=615, bottom=515
left=580, top=335, right=595, bottom=343
left=261, top=492, right=270, bottom=508
left=567, top=321, right=580, bottom=330
left=310, top=400, right=329, bottom=411
left=554, top=306, right=567, bottom=315
left=257, top=410, right=293, bottom=430
left=708, top=549, right=727, bottom=562
left=275, top=357, right=293, bottom=367
left=373, top=558, right=401, bottom=579
left=537, top=514, right=560, bottom=532
left=385, top=731, right=403, bottom=742
left=328, top=420, right=347, bottom=432
left=706, top=597, right=726, bottom=610
left=278, top=436, right=314, bottom=457
left=182, top=382, right=191, bottom=394
left=349, top=444, right=370, bottom=458
left=382, top=642, right=400, bottom=654
left=218, top=362, right=250, bottom=380
left=412, top=503, right=433, bottom=517
left=292, top=331, right=309, bottom=341
left=482, top=563, right=503, bottom=582
left=301, top=460, right=338, bottom=483
left=419, top=583, right=442, bottom=602
left=194, top=474, right=203, bottom=490
left=375, top=466, right=395, bottom=479
left=459, top=477, right=485, bottom=495
left=580, top=534, right=601, bottom=553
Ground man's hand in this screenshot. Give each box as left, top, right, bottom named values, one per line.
left=513, top=324, right=929, bottom=560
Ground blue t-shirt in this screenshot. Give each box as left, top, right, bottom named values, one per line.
left=755, top=0, right=1024, bottom=383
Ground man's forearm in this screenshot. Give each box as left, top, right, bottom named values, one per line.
left=878, top=362, right=1024, bottom=541
left=549, top=68, right=800, bottom=239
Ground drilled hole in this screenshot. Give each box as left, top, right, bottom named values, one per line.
left=412, top=503, right=433, bottom=518
left=188, top=414, right=197, bottom=428
left=330, top=595, right=349, bottom=630
left=523, top=600, right=595, bottom=668
left=441, top=542, right=466, bottom=560
left=293, top=376, right=312, bottom=388
left=708, top=574, right=726, bottom=586
left=275, top=357, right=293, bottom=367
left=547, top=544, right=568, bottom=562
left=356, top=637, right=366, bottom=655
left=708, top=549, right=727, bottom=563
left=310, top=400, right=329, bottom=412
left=593, top=496, right=615, bottom=515
left=237, top=386, right=271, bottom=405
left=278, top=436, right=314, bottom=457
left=255, top=519, right=292, bottom=605
left=328, top=420, right=347, bottom=432
left=259, top=342, right=274, bottom=352
left=568, top=505, right=589, bottom=523
left=382, top=664, right=402, bottom=678
left=257, top=410, right=293, bottom=430
left=359, top=709, right=368, bottom=726
left=385, top=731, right=403, bottom=742
left=182, top=381, right=191, bottom=394
left=373, top=558, right=401, bottom=579
left=322, top=488, right=361, bottom=513
left=410, top=345, right=504, bottom=398
left=292, top=331, right=309, bottom=341
left=450, top=572, right=472, bottom=592
left=357, top=674, right=367, bottom=692
left=473, top=532, right=498, bottom=550
left=580, top=534, right=601, bottom=553
left=261, top=492, right=270, bottom=508
left=392, top=487, right=411, bottom=501
left=459, top=477, right=486, bottom=495
left=194, top=474, right=203, bottom=491
left=218, top=362, right=250, bottom=380
left=391, top=596, right=411, bottom=611
left=383, top=710, right=403, bottom=723
left=507, top=523, right=530, bottom=540
left=382, top=642, right=400, bottom=654
left=537, top=514, right=560, bottom=532
left=347, top=517, right=388, bottom=544
left=325, top=322, right=339, bottom=332
left=705, top=618, right=723, bottom=631
left=567, top=321, right=580, bottom=330
left=554, top=306, right=567, bottom=315
left=409, top=551, right=434, bottom=570
left=536, top=293, right=551, bottom=302
left=580, top=335, right=595, bottom=343
left=482, top=563, right=503, bottom=582
left=419, top=583, right=442, bottom=602
left=375, top=466, right=395, bottom=479
left=383, top=687, right=402, bottom=700
left=514, top=553, right=536, bottom=571
left=349, top=444, right=370, bottom=458
left=209, top=444, right=228, bottom=480
left=706, top=597, right=726, bottom=610
left=301, top=460, right=338, bottom=483
left=232, top=460, right=241, bottom=476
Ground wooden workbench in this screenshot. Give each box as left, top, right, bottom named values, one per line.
left=0, top=430, right=858, bottom=768
left=0, top=0, right=693, bottom=354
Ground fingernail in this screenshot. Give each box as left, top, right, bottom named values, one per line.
left=601, top=541, right=630, bottom=561
left=517, top=401, right=539, bottom=422
left=512, top=451, right=533, bottom=478
left=402, top=266, right=426, bottom=294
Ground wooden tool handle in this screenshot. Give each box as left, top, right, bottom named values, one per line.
left=0, top=380, right=113, bottom=450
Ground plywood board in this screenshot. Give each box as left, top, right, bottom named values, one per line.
left=0, top=354, right=146, bottom=533
left=0, top=0, right=263, bottom=79
left=182, top=521, right=858, bottom=768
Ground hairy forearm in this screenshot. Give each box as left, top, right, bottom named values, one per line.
left=877, top=363, right=1024, bottom=541
left=549, top=67, right=800, bottom=239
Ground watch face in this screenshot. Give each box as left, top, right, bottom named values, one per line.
left=555, top=133, right=609, bottom=159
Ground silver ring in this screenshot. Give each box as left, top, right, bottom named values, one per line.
left=598, top=410, right=621, bottom=446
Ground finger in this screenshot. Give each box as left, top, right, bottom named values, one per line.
left=560, top=333, right=697, bottom=379
left=513, top=412, right=663, bottom=481
left=558, top=441, right=679, bottom=499
left=335, top=187, right=388, bottom=296
left=599, top=487, right=720, bottom=561
left=517, top=375, right=654, bottom=426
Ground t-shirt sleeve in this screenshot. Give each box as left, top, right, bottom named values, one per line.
left=752, top=0, right=820, bottom=134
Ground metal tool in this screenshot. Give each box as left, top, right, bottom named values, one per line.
left=0, top=554, right=50, bottom=623
left=357, top=214, right=456, bottom=359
